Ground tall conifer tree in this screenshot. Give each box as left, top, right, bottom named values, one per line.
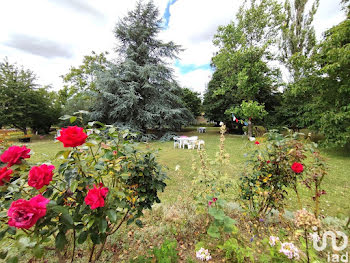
left=91, top=1, right=193, bottom=133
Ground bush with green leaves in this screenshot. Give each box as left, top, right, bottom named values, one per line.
left=239, top=130, right=326, bottom=218
left=0, top=119, right=167, bottom=262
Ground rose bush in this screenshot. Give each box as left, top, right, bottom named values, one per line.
left=239, top=130, right=326, bottom=217
left=0, top=119, right=167, bottom=262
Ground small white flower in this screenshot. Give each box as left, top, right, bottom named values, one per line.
left=269, top=236, right=280, bottom=247
left=175, top=165, right=180, bottom=171
left=196, top=248, right=211, bottom=261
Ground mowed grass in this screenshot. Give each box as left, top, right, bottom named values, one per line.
left=18, top=127, right=350, bottom=218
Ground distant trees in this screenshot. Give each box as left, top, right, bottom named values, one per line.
left=91, top=1, right=193, bottom=133
left=0, top=59, right=60, bottom=134
left=60, top=51, right=108, bottom=118
left=180, top=88, right=202, bottom=117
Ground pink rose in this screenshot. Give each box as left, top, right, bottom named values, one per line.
left=56, top=126, right=88, bottom=147
left=0, top=146, right=31, bottom=166
left=208, top=201, right=213, bottom=207
left=212, top=197, right=217, bottom=202
left=84, top=184, right=109, bottom=210
left=0, top=166, right=13, bottom=186
left=291, top=162, right=303, bottom=173
left=28, top=164, right=55, bottom=190
left=8, top=194, right=50, bottom=229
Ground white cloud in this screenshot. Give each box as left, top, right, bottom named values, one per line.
left=174, top=67, right=212, bottom=96
left=0, top=0, right=346, bottom=93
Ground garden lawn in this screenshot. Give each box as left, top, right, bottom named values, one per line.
left=24, top=127, right=350, bottom=218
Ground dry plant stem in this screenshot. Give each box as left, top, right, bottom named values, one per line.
left=305, top=229, right=310, bottom=263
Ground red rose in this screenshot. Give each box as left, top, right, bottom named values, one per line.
left=0, top=145, right=31, bottom=166
left=0, top=166, right=13, bottom=186
left=291, top=162, right=303, bottom=173
left=84, top=184, right=109, bottom=210
left=8, top=194, right=50, bottom=229
left=28, top=164, right=55, bottom=190
left=255, top=141, right=260, bottom=145
left=56, top=126, right=88, bottom=147
left=267, top=160, right=271, bottom=164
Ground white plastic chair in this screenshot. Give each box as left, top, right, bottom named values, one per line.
left=173, top=136, right=181, bottom=148
left=196, top=140, right=205, bottom=149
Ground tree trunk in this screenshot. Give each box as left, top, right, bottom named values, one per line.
left=23, top=127, right=27, bottom=135
left=248, top=120, right=252, bottom=138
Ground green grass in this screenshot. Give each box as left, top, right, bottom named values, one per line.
left=15, top=127, right=350, bottom=218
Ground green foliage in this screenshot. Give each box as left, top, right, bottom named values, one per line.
left=0, top=59, right=60, bottom=134
left=180, top=88, right=202, bottom=117
left=153, top=239, right=179, bottom=263
left=280, top=0, right=319, bottom=80
left=239, top=130, right=319, bottom=217
left=91, top=1, right=193, bottom=133
left=130, top=239, right=178, bottom=263
left=0, top=119, right=167, bottom=262
left=232, top=100, right=267, bottom=121
left=311, top=18, right=350, bottom=147
left=203, top=0, right=282, bottom=127
left=219, top=237, right=254, bottom=262
left=60, top=51, right=109, bottom=120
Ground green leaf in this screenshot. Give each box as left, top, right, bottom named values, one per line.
left=208, top=207, right=225, bottom=221
left=99, top=218, right=108, bottom=233
left=70, top=181, right=79, bottom=193
left=7, top=227, right=16, bottom=235
left=207, top=224, right=220, bottom=238
left=55, top=232, right=67, bottom=250
left=52, top=205, right=70, bottom=215
left=106, top=210, right=117, bottom=223
left=91, top=232, right=101, bottom=244
left=135, top=219, right=143, bottom=228
left=223, top=216, right=236, bottom=228
left=78, top=231, right=88, bottom=244
left=61, top=213, right=74, bottom=227
left=6, top=256, right=18, bottom=263
left=70, top=116, right=77, bottom=123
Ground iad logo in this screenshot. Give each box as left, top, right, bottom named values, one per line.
left=312, top=230, right=348, bottom=262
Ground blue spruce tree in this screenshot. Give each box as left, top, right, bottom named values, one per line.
left=91, top=1, right=193, bottom=135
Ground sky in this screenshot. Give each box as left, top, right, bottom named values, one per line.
left=0, top=0, right=346, bottom=95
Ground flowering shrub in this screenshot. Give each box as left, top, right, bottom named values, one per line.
left=239, top=130, right=322, bottom=217
left=0, top=121, right=167, bottom=262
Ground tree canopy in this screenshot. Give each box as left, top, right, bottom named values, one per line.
left=203, top=0, right=283, bottom=129
left=0, top=59, right=60, bottom=134
left=91, top=1, right=193, bottom=134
